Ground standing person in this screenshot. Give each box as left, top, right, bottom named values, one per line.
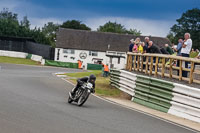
left=132, top=43, right=138, bottom=53
left=135, top=37, right=141, bottom=45
left=174, top=39, right=183, bottom=76
left=174, top=39, right=183, bottom=56
left=78, top=60, right=82, bottom=69
left=129, top=39, right=134, bottom=52
left=165, top=44, right=174, bottom=55
left=181, top=33, right=193, bottom=77
left=103, top=64, right=109, bottom=77
left=138, top=42, right=144, bottom=54
left=144, top=37, right=150, bottom=53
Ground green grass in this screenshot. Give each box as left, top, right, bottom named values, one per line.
left=0, top=56, right=40, bottom=65
left=65, top=70, right=122, bottom=97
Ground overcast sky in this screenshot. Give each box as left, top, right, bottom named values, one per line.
left=0, top=0, right=199, bottom=37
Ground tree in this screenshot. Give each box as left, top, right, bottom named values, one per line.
left=126, top=28, right=141, bottom=36
left=0, top=8, right=53, bottom=46
left=167, top=8, right=200, bottom=49
left=97, top=21, right=126, bottom=33
left=0, top=8, right=20, bottom=36
left=61, top=20, right=91, bottom=30
left=42, top=22, right=59, bottom=47
left=97, top=21, right=141, bottom=35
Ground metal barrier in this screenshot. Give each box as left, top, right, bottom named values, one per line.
left=110, top=69, right=200, bottom=123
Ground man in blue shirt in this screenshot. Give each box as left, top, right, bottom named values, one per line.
left=129, top=39, right=134, bottom=52
left=174, top=39, right=183, bottom=76
left=175, top=39, right=183, bottom=56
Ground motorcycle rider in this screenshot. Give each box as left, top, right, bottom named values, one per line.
left=70, top=74, right=96, bottom=97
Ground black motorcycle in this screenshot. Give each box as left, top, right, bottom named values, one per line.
left=68, top=82, right=93, bottom=106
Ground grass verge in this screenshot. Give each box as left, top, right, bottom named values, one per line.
left=64, top=70, right=123, bottom=97
left=0, top=56, right=40, bottom=65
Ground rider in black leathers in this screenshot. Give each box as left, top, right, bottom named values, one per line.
left=70, top=74, right=96, bottom=96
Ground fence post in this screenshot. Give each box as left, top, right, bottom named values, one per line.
left=189, top=61, right=194, bottom=84
left=149, top=56, right=154, bottom=75
left=161, top=57, right=165, bottom=77
left=145, top=56, right=149, bottom=74
left=169, top=58, right=173, bottom=78
left=126, top=54, right=132, bottom=71
left=179, top=60, right=182, bottom=81
left=137, top=55, right=140, bottom=71
left=133, top=55, right=136, bottom=71
left=154, top=56, right=159, bottom=77
left=141, top=55, right=144, bottom=72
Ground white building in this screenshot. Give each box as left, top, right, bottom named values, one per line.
left=55, top=28, right=170, bottom=70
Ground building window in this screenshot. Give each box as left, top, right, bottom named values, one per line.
left=89, top=51, right=98, bottom=56
left=63, top=49, right=75, bottom=54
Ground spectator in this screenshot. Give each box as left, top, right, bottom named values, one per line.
left=132, top=42, right=138, bottom=53
left=165, top=44, right=174, bottom=55
left=191, top=48, right=195, bottom=53
left=144, top=37, right=150, bottom=53
left=160, top=47, right=169, bottom=54
left=129, top=39, right=134, bottom=52
left=148, top=41, right=161, bottom=54
left=138, top=42, right=145, bottom=54
left=135, top=37, right=141, bottom=44
left=174, top=39, right=183, bottom=56
left=174, top=39, right=183, bottom=76
left=181, top=33, right=193, bottom=77
left=103, top=64, right=109, bottom=77
left=171, top=43, right=175, bottom=52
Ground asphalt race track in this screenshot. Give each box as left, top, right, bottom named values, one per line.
left=0, top=63, right=197, bottom=133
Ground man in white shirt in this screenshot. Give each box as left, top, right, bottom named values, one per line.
left=181, top=33, right=192, bottom=77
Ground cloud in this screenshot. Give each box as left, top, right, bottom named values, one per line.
left=0, top=0, right=175, bottom=37
left=29, top=18, right=63, bottom=29
left=85, top=17, right=175, bottom=37
left=0, top=0, right=21, bottom=10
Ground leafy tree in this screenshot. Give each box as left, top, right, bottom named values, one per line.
left=97, top=21, right=141, bottom=35
left=0, top=8, right=20, bottom=36
left=167, top=8, right=200, bottom=50
left=61, top=20, right=91, bottom=30
left=30, top=27, right=51, bottom=45
left=97, top=21, right=126, bottom=33
left=126, top=28, right=141, bottom=36
left=42, top=22, right=59, bottom=47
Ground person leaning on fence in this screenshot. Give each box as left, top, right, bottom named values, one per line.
left=165, top=44, right=174, bottom=55
left=138, top=42, right=145, bottom=54
left=148, top=41, right=161, bottom=54
left=147, top=41, right=161, bottom=71
left=181, top=33, right=193, bottom=77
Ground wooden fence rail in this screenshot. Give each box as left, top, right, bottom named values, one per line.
left=126, top=52, right=200, bottom=84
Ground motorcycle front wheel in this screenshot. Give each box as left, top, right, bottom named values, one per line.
left=77, top=91, right=90, bottom=106
left=68, top=96, right=73, bottom=103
